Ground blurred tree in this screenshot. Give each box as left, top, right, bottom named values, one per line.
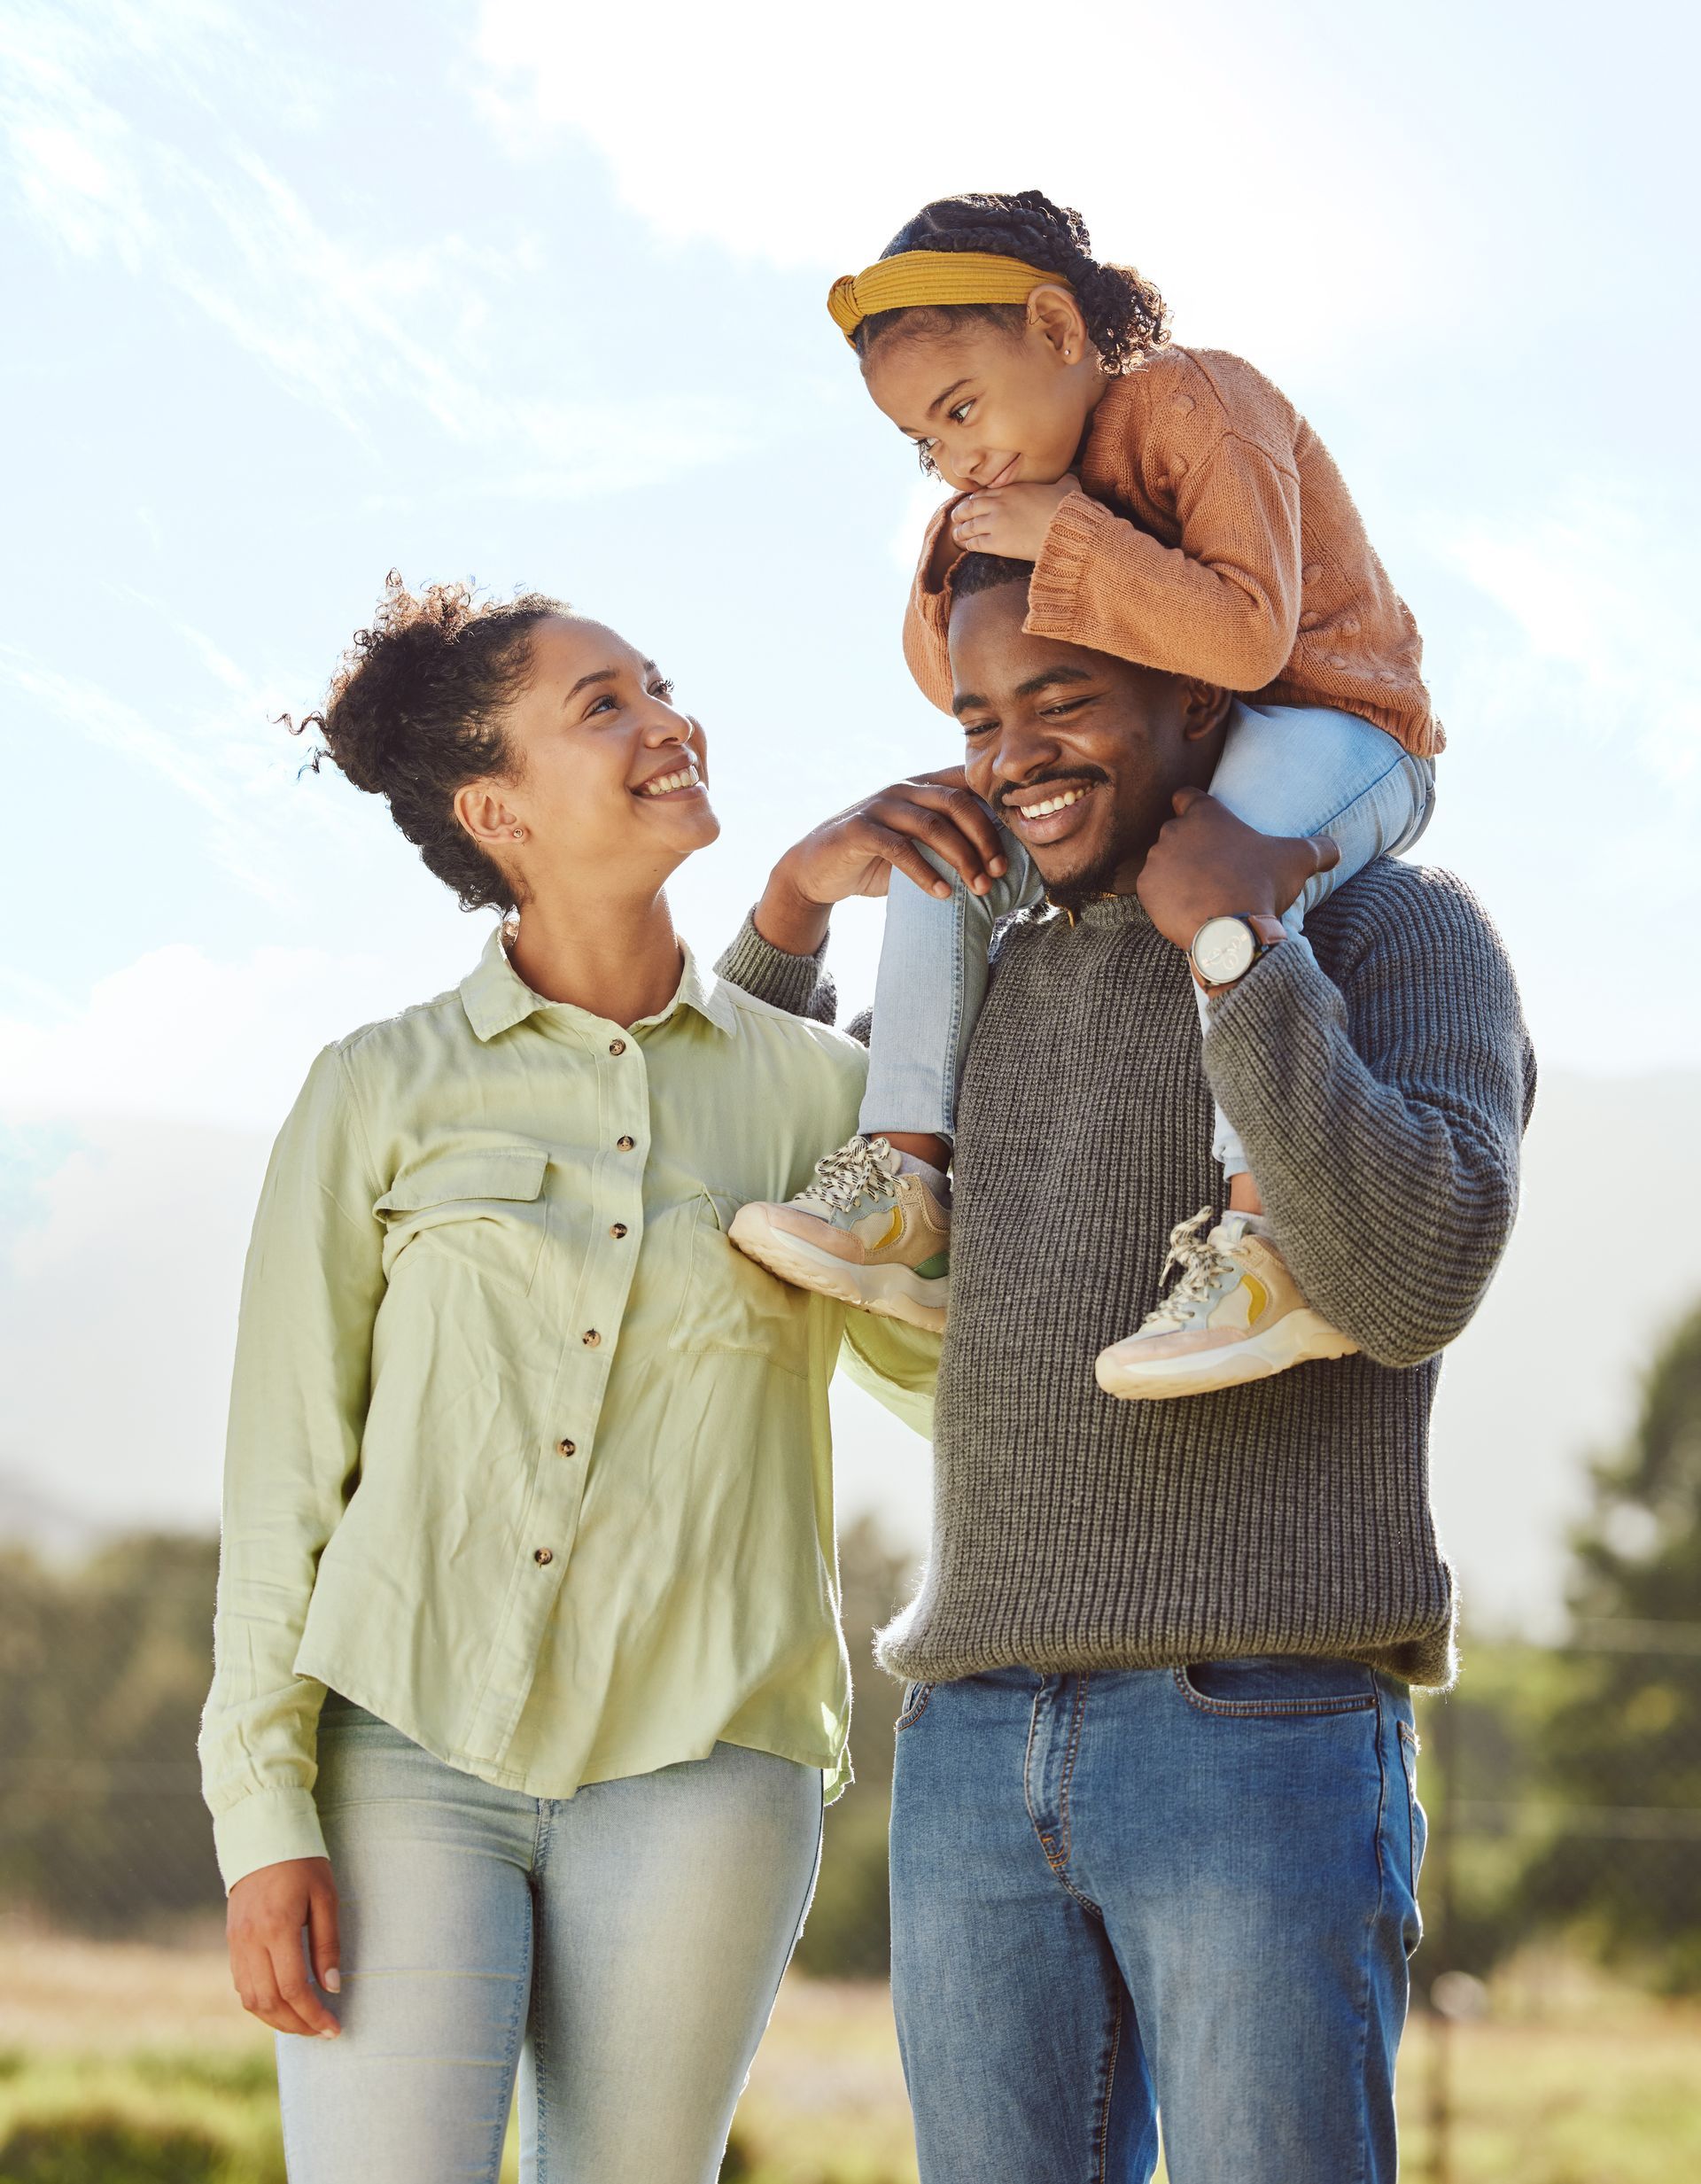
left=793, top=1515, right=918, bottom=1979
left=1526, top=1299, right=1701, bottom=1989
left=0, top=1535, right=221, bottom=1931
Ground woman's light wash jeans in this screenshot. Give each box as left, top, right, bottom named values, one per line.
left=276, top=1698, right=822, bottom=2184
left=860, top=702, right=1436, bottom=1177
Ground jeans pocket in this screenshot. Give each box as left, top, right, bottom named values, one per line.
left=896, top=1682, right=935, bottom=1730
left=1173, top=1656, right=1379, bottom=1718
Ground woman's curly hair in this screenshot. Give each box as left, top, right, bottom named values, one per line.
left=853, top=190, right=1169, bottom=378
left=294, top=573, right=566, bottom=914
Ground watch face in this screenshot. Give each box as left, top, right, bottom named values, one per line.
left=1192, top=916, right=1256, bottom=984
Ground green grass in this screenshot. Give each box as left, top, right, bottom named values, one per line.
left=0, top=1947, right=1697, bottom=2183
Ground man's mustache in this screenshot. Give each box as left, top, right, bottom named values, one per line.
left=996, top=767, right=1110, bottom=813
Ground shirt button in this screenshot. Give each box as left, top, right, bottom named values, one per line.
left=610, top=1223, right=628, bottom=1240
left=556, top=1438, right=577, bottom=1457
left=617, top=1134, right=636, bottom=1152
left=609, top=1038, right=626, bottom=1056
left=582, top=1329, right=602, bottom=1348
left=533, top=1547, right=554, bottom=1566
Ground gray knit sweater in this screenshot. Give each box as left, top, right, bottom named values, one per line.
left=718, top=861, right=1536, bottom=1689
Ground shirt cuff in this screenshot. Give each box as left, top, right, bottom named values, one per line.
left=1026, top=491, right=1115, bottom=637
left=213, top=1785, right=329, bottom=1893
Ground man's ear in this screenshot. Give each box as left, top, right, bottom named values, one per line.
left=1180, top=680, right=1233, bottom=741
left=1027, top=284, right=1091, bottom=365
left=454, top=781, right=522, bottom=850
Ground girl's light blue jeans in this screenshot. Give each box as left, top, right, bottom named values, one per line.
left=860, top=703, right=1436, bottom=1177
left=275, top=1698, right=823, bottom=2184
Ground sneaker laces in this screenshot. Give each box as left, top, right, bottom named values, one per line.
left=796, top=1134, right=900, bottom=1214
left=1138, top=1208, right=1237, bottom=1333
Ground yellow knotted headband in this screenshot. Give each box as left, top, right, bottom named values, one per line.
left=827, top=250, right=1069, bottom=346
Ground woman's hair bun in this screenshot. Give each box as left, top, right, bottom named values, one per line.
left=290, top=573, right=567, bottom=913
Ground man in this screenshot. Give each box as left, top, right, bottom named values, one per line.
left=718, top=553, right=1535, bottom=2183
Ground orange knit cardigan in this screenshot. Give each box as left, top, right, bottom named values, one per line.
left=903, top=345, right=1441, bottom=757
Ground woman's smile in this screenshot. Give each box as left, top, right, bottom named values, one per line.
left=633, top=758, right=706, bottom=801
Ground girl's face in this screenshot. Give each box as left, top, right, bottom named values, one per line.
left=456, top=615, right=718, bottom=900
left=860, top=299, right=1101, bottom=494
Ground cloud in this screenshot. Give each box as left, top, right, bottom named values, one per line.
left=472, top=0, right=1466, bottom=367
left=1450, top=496, right=1701, bottom=790
left=0, top=942, right=416, bottom=1131
left=0, top=0, right=753, bottom=486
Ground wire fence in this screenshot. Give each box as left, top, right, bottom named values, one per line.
left=2, top=1530, right=1698, bottom=2180
left=1413, top=1620, right=1701, bottom=2184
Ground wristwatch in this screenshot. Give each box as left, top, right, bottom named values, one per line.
left=1189, top=913, right=1286, bottom=992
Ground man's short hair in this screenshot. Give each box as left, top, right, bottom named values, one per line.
left=951, top=552, right=1033, bottom=604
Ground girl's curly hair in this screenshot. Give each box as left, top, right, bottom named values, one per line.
left=853, top=190, right=1170, bottom=377
left=294, top=573, right=566, bottom=913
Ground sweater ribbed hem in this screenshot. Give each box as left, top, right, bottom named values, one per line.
left=1026, top=490, right=1115, bottom=640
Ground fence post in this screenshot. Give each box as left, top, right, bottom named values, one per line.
left=1425, top=1693, right=1455, bottom=2184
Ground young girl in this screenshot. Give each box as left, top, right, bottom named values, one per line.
left=730, top=190, right=1439, bottom=1401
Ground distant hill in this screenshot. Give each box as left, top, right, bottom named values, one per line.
left=4, top=1080, right=1697, bottom=1627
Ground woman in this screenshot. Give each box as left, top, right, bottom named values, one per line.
left=198, top=576, right=939, bottom=2182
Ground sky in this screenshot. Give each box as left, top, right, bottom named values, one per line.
left=2, top=0, right=1698, bottom=1618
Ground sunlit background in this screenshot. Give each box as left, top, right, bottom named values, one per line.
left=3, top=4, right=1700, bottom=2179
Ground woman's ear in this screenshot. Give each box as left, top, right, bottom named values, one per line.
left=1181, top=681, right=1234, bottom=741
left=454, top=781, right=524, bottom=849
left=1027, top=284, right=1091, bottom=365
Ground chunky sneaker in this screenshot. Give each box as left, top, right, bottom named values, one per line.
left=728, top=1136, right=951, bottom=1333
left=1094, top=1208, right=1358, bottom=1401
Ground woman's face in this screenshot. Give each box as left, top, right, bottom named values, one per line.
left=461, top=615, right=718, bottom=898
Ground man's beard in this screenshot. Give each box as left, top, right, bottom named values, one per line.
left=1038, top=837, right=1128, bottom=915
left=997, top=770, right=1124, bottom=914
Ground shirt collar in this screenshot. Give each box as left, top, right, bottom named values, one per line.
left=458, top=924, right=736, bottom=1043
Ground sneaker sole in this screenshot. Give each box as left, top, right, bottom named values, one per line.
left=728, top=1207, right=948, bottom=1334
left=1094, top=1309, right=1359, bottom=1402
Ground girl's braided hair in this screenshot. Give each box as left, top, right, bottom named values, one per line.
left=853, top=190, right=1170, bottom=376
left=292, top=572, right=565, bottom=914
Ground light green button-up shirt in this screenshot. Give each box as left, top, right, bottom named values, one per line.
left=199, top=928, right=921, bottom=1890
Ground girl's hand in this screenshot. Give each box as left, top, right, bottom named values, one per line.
left=227, top=1855, right=342, bottom=2039
left=754, top=770, right=1007, bottom=957
left=951, top=475, right=1079, bottom=562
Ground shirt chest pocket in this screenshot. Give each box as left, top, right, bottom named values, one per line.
left=671, top=1191, right=811, bottom=1379
left=375, top=1145, right=551, bottom=1297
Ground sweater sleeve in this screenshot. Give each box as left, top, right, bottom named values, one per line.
left=902, top=496, right=967, bottom=713
left=1026, top=436, right=1303, bottom=691
left=1201, top=871, right=1536, bottom=1367
left=715, top=913, right=841, bottom=1026
left=198, top=1045, right=385, bottom=1889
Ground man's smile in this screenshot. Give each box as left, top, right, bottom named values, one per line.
left=1000, top=776, right=1104, bottom=845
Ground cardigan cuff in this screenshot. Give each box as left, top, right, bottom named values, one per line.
left=1026, top=490, right=1116, bottom=638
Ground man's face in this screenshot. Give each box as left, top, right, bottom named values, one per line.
left=949, top=579, right=1226, bottom=901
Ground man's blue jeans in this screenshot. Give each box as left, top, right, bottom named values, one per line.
left=889, top=1660, right=1426, bottom=2182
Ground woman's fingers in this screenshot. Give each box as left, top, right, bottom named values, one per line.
left=267, top=1927, right=341, bottom=2038
left=307, top=1873, right=343, bottom=1999
left=234, top=1933, right=331, bottom=2040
